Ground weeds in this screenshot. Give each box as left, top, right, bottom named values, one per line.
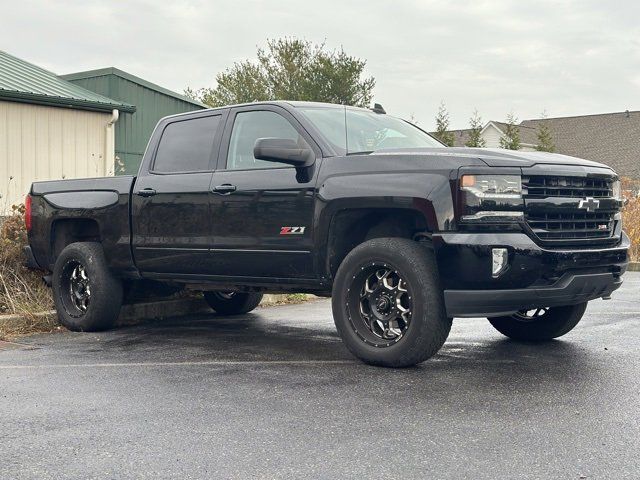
left=622, top=178, right=640, bottom=262
left=0, top=205, right=54, bottom=338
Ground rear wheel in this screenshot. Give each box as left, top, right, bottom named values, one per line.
left=52, top=242, right=123, bottom=332
left=332, top=238, right=451, bottom=368
left=203, top=291, right=263, bottom=315
left=487, top=302, right=588, bottom=341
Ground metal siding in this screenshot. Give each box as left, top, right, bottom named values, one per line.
left=67, top=74, right=204, bottom=174
left=0, top=100, right=112, bottom=214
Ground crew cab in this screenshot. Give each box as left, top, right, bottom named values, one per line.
left=24, top=101, right=630, bottom=367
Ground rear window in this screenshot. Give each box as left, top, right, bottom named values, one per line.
left=153, top=115, right=221, bottom=173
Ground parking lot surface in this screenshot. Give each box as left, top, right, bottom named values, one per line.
left=2, top=273, right=639, bottom=479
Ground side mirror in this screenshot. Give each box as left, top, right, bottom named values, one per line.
left=253, top=138, right=315, bottom=167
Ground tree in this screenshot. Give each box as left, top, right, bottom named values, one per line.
left=465, top=109, right=486, bottom=147
left=499, top=113, right=521, bottom=150
left=434, top=102, right=455, bottom=146
left=535, top=112, right=556, bottom=152
left=186, top=38, right=375, bottom=107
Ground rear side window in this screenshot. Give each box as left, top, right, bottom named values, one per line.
left=153, top=115, right=221, bottom=173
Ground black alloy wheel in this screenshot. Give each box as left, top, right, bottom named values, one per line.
left=60, top=260, right=92, bottom=317
left=348, top=264, right=413, bottom=347
left=332, top=237, right=452, bottom=368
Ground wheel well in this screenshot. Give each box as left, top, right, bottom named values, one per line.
left=50, top=219, right=101, bottom=264
left=326, top=209, right=429, bottom=279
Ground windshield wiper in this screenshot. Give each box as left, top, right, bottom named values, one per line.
left=346, top=150, right=374, bottom=156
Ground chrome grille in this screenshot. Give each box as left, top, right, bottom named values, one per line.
left=523, top=175, right=613, bottom=198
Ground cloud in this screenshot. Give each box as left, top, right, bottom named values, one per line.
left=1, top=0, right=638, bottom=128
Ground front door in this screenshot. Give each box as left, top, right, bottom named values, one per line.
left=209, top=106, right=321, bottom=279
left=131, top=112, right=224, bottom=274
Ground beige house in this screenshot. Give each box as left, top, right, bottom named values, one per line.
left=0, top=51, right=134, bottom=215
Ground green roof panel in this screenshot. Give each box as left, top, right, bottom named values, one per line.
left=0, top=50, right=135, bottom=113
left=61, top=67, right=207, bottom=108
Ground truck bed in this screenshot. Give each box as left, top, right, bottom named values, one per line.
left=28, top=176, right=137, bottom=275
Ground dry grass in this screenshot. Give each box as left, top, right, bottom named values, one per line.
left=0, top=313, right=62, bottom=339
left=0, top=205, right=55, bottom=339
left=621, top=178, right=640, bottom=262
left=260, top=293, right=312, bottom=306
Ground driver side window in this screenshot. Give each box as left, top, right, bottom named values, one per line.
left=226, top=110, right=302, bottom=170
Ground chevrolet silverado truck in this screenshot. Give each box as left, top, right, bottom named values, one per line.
left=24, top=101, right=629, bottom=367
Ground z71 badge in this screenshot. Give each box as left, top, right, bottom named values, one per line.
left=280, top=226, right=306, bottom=235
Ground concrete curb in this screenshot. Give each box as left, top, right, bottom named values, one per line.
left=628, top=262, right=640, bottom=272
left=0, top=310, right=55, bottom=323
left=0, top=299, right=212, bottom=328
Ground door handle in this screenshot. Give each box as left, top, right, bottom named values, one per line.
left=136, top=188, right=157, bottom=197
left=211, top=184, right=237, bottom=195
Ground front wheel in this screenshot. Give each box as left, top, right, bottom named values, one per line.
left=203, top=291, right=263, bottom=315
left=332, top=238, right=452, bottom=368
left=52, top=242, right=123, bottom=332
left=487, top=302, right=588, bottom=341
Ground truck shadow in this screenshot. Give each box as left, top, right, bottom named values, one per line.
left=88, top=309, right=600, bottom=395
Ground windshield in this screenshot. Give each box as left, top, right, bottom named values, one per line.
left=297, top=106, right=443, bottom=155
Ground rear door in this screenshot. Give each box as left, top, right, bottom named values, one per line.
left=131, top=111, right=226, bottom=274
left=208, top=105, right=322, bottom=279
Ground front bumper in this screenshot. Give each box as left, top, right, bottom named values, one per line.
left=433, top=232, right=629, bottom=318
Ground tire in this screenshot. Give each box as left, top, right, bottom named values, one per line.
left=52, top=242, right=123, bottom=332
left=203, top=291, right=263, bottom=315
left=331, top=238, right=452, bottom=368
left=487, top=302, right=588, bottom=341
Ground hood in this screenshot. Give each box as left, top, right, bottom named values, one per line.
left=372, top=147, right=614, bottom=171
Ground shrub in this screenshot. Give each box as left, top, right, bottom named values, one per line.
left=621, top=178, right=640, bottom=262
left=0, top=205, right=53, bottom=320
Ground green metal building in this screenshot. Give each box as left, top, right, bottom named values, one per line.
left=61, top=68, right=206, bottom=174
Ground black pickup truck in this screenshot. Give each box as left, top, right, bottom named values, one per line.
left=24, top=101, right=629, bottom=367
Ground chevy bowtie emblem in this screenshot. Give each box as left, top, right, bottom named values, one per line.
left=578, top=197, right=600, bottom=212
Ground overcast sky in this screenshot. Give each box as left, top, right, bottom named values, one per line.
left=2, top=0, right=639, bottom=129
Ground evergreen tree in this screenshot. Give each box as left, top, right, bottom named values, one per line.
left=465, top=109, right=486, bottom=147
left=499, top=113, right=521, bottom=150
left=434, top=102, right=455, bottom=147
left=535, top=113, right=556, bottom=152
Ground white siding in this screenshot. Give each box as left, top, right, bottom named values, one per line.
left=481, top=124, right=504, bottom=148
left=480, top=123, right=539, bottom=152
left=0, top=101, right=113, bottom=214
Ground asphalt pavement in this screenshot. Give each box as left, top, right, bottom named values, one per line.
left=1, top=273, right=639, bottom=479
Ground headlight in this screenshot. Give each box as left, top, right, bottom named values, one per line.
left=461, top=175, right=522, bottom=198
left=458, top=174, right=524, bottom=223
left=612, top=179, right=622, bottom=200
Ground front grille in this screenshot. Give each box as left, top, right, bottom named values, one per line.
left=525, top=211, right=615, bottom=240
left=523, top=175, right=613, bottom=198
left=522, top=174, right=619, bottom=245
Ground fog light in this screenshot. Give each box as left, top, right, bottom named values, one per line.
left=492, top=248, right=509, bottom=278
